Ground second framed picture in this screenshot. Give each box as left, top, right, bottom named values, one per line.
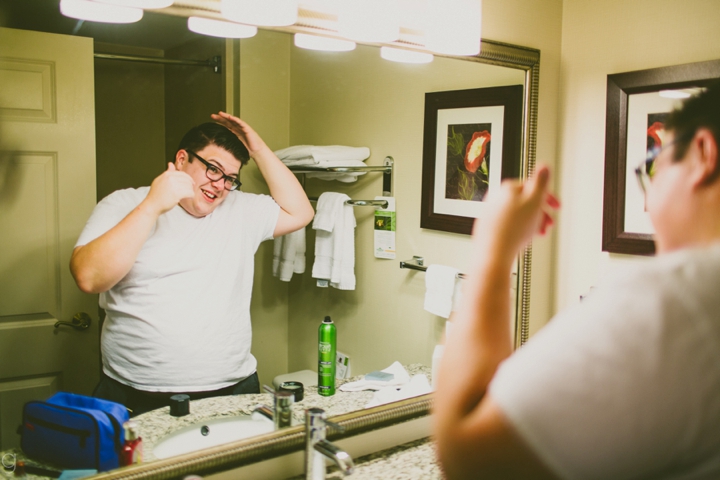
left=420, top=84, right=524, bottom=235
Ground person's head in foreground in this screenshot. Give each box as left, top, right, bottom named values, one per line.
left=433, top=82, right=720, bottom=480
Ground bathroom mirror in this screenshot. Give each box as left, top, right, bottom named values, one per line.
left=0, top=1, right=539, bottom=477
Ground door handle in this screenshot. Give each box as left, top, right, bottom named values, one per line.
left=54, top=312, right=92, bottom=331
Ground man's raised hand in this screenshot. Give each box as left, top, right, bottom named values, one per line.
left=144, top=162, right=195, bottom=216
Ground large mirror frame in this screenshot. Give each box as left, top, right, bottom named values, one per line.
left=79, top=3, right=541, bottom=475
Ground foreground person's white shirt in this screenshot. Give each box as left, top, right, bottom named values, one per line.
left=491, top=243, right=720, bottom=479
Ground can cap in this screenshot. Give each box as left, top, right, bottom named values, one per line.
left=323, top=316, right=332, bottom=323
left=123, top=420, right=140, bottom=441
left=169, top=394, right=190, bottom=417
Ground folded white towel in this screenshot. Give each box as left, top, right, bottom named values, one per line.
left=365, top=374, right=432, bottom=408
left=272, top=228, right=306, bottom=282
left=312, top=192, right=356, bottom=290
left=424, top=265, right=460, bottom=318
left=274, top=145, right=370, bottom=164
left=339, top=361, right=410, bottom=392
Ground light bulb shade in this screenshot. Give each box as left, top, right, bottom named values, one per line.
left=425, top=0, right=481, bottom=56
left=93, top=0, right=174, bottom=8
left=60, top=0, right=143, bottom=23
left=338, top=0, right=400, bottom=43
left=380, top=46, right=433, bottom=64
left=221, top=0, right=298, bottom=26
left=188, top=17, right=257, bottom=38
left=294, top=33, right=356, bottom=52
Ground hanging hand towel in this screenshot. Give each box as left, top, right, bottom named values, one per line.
left=311, top=192, right=356, bottom=290
left=272, top=227, right=306, bottom=282
left=424, top=264, right=460, bottom=318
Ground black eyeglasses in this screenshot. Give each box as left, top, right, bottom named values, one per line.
left=185, top=149, right=241, bottom=191
left=634, top=139, right=677, bottom=194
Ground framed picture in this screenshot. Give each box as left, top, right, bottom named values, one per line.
left=602, top=58, right=720, bottom=255
left=420, top=85, right=524, bottom=235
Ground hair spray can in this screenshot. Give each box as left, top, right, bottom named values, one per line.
left=318, top=316, right=337, bottom=396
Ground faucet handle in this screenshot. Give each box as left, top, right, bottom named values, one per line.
left=324, top=419, right=345, bottom=433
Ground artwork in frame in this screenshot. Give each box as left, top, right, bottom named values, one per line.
left=420, top=85, right=524, bottom=235
left=603, top=58, right=720, bottom=255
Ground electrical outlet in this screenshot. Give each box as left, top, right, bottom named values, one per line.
left=336, top=351, right=351, bottom=379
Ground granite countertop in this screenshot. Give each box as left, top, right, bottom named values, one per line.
left=288, top=437, right=444, bottom=480
left=138, top=363, right=431, bottom=461
left=1, top=364, right=432, bottom=478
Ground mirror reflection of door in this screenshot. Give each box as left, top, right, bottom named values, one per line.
left=0, top=27, right=98, bottom=451
left=0, top=22, right=224, bottom=450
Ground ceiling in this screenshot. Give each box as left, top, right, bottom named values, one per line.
left=0, top=0, right=201, bottom=51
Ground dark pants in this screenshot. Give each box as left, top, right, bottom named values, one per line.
left=92, top=372, right=260, bottom=417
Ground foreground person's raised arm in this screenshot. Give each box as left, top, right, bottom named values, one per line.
left=434, top=166, right=560, bottom=479
left=70, top=163, right=194, bottom=294
left=212, top=112, right=314, bottom=237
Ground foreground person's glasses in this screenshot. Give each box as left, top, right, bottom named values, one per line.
left=185, top=149, right=242, bottom=191
left=635, top=140, right=676, bottom=194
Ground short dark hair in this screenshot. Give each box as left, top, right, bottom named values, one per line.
left=176, top=122, right=250, bottom=166
left=665, top=80, right=720, bottom=162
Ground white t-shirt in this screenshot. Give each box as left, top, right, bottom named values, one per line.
left=490, top=243, right=720, bottom=480
left=75, top=187, right=280, bottom=392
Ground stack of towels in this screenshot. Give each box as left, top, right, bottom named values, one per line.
left=311, top=192, right=356, bottom=290
left=274, top=145, right=370, bottom=183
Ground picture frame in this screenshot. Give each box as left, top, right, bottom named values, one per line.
left=602, top=58, right=720, bottom=255
left=420, top=85, right=524, bottom=235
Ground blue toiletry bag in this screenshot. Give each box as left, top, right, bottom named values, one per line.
left=21, top=392, right=129, bottom=471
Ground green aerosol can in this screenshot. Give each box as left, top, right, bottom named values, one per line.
left=318, top=316, right=337, bottom=396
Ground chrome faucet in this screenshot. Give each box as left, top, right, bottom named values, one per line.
left=305, top=408, right=354, bottom=480
left=252, top=386, right=294, bottom=429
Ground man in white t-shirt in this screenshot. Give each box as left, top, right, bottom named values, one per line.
left=434, top=83, right=720, bottom=479
left=71, top=113, right=313, bottom=416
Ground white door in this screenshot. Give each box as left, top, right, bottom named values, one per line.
left=0, top=27, right=99, bottom=451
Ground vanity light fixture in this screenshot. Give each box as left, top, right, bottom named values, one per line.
left=425, top=0, right=482, bottom=55
left=60, top=0, right=143, bottom=23
left=221, top=0, right=298, bottom=26
left=188, top=16, right=257, bottom=38
left=92, top=0, right=174, bottom=8
left=294, top=33, right=356, bottom=52
left=380, top=46, right=433, bottom=64
left=338, top=0, right=400, bottom=43
left=659, top=89, right=693, bottom=99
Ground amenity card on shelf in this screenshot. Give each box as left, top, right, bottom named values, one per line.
left=374, top=196, right=396, bottom=259
left=336, top=351, right=351, bottom=379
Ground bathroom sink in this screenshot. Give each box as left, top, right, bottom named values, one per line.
left=152, top=414, right=275, bottom=459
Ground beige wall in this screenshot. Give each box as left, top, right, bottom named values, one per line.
left=238, top=0, right=564, bottom=377
left=556, top=0, right=720, bottom=310
left=239, top=30, right=292, bottom=387
left=481, top=0, right=564, bottom=336
left=286, top=44, right=526, bottom=376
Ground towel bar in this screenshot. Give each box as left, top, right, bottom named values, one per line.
left=400, top=256, right=466, bottom=279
